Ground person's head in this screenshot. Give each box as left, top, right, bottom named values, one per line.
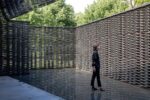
left=93, top=46, right=98, bottom=51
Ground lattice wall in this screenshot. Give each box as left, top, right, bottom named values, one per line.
left=75, top=4, right=150, bottom=87
left=0, top=2, right=150, bottom=88
left=0, top=0, right=55, bottom=20
left=0, top=21, right=75, bottom=75
left=28, top=26, right=75, bottom=69
left=0, top=21, right=30, bottom=75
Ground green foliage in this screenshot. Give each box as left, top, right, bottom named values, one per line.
left=76, top=0, right=150, bottom=26
left=123, top=0, right=150, bottom=8
left=14, top=0, right=150, bottom=26
left=136, top=0, right=150, bottom=4
left=13, top=0, right=76, bottom=27
left=76, top=0, right=128, bottom=26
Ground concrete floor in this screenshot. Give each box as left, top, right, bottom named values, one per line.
left=12, top=68, right=150, bottom=100
left=0, top=76, right=64, bottom=100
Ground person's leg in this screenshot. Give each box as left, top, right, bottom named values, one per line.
left=91, top=71, right=97, bottom=90
left=96, top=69, right=101, bottom=87
left=96, top=68, right=104, bottom=91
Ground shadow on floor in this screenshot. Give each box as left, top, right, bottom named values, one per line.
left=13, top=68, right=150, bottom=100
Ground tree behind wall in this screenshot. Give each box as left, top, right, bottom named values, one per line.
left=124, top=0, right=150, bottom=8
left=76, top=0, right=150, bottom=26
left=13, top=0, right=76, bottom=27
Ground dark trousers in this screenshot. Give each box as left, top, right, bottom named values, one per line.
left=91, top=67, right=101, bottom=87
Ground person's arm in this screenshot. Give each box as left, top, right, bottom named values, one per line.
left=92, top=53, right=96, bottom=71
left=92, top=53, right=96, bottom=66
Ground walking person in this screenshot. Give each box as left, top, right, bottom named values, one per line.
left=91, top=44, right=104, bottom=91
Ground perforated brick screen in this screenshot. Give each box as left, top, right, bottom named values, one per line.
left=75, top=4, right=150, bottom=87
left=0, top=0, right=55, bottom=20
left=0, top=3, right=150, bottom=87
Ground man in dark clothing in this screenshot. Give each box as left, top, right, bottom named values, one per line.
left=91, top=45, right=104, bottom=91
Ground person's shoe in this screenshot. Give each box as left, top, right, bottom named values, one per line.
left=99, top=87, right=104, bottom=91
left=92, top=87, right=97, bottom=91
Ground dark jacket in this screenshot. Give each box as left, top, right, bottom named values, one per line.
left=92, top=51, right=100, bottom=68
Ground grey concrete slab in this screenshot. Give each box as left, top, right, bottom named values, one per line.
left=13, top=68, right=150, bottom=100
left=0, top=76, right=64, bottom=100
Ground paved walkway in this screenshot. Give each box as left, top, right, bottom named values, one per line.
left=13, top=68, right=150, bottom=100
left=0, top=76, right=64, bottom=100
